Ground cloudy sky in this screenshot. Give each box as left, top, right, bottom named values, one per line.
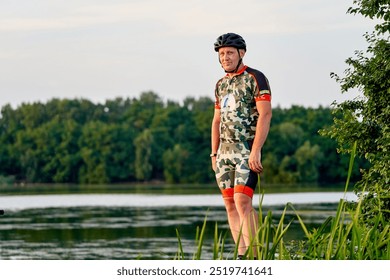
left=0, top=0, right=373, bottom=109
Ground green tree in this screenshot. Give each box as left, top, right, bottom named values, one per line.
left=34, top=117, right=81, bottom=183
left=263, top=122, right=303, bottom=183
left=322, top=0, right=389, bottom=222
left=163, top=144, right=190, bottom=183
left=149, top=100, right=188, bottom=179
left=0, top=104, right=24, bottom=179
left=106, top=123, right=137, bottom=182
left=277, top=122, right=304, bottom=155
left=134, top=129, right=153, bottom=181
left=78, top=121, right=111, bottom=184
left=294, top=141, right=323, bottom=183
left=124, top=91, right=164, bottom=132
left=14, top=127, right=40, bottom=182
left=186, top=97, right=215, bottom=183
left=278, top=155, right=299, bottom=184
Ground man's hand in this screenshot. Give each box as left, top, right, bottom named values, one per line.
left=249, top=150, right=263, bottom=173
left=211, top=157, right=217, bottom=172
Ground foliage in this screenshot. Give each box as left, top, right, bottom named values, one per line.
left=263, top=106, right=364, bottom=184
left=0, top=93, right=364, bottom=185
left=321, top=0, right=390, bottom=222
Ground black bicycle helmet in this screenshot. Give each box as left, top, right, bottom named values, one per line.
left=214, top=33, right=246, bottom=52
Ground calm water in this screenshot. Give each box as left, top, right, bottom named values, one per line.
left=0, top=184, right=357, bottom=260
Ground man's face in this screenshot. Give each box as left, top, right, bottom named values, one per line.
left=218, top=47, right=243, bottom=72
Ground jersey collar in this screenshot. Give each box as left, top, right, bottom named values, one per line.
left=226, top=65, right=248, bottom=77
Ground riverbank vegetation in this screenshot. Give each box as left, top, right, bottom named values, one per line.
left=0, top=96, right=364, bottom=186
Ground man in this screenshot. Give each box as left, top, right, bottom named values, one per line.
left=211, top=33, right=272, bottom=259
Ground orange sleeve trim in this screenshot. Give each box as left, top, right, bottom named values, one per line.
left=234, top=185, right=254, bottom=198
left=215, top=97, right=221, bottom=109
left=255, top=94, right=271, bottom=102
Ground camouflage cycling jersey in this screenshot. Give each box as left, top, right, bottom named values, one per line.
left=214, top=65, right=271, bottom=143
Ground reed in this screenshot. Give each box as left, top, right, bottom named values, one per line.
left=175, top=228, right=185, bottom=260
left=176, top=198, right=389, bottom=260
left=289, top=187, right=389, bottom=260
left=282, top=142, right=389, bottom=260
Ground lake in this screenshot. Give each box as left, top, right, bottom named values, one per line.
left=0, top=184, right=357, bottom=260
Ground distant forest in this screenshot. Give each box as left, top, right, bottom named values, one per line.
left=0, top=91, right=366, bottom=185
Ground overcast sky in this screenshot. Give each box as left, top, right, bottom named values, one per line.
left=0, top=0, right=373, bottom=109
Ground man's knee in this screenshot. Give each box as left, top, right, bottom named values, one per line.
left=233, top=189, right=254, bottom=215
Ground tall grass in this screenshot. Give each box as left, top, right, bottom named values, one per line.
left=176, top=142, right=389, bottom=259
left=290, top=142, right=390, bottom=260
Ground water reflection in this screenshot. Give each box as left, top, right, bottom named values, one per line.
left=0, top=206, right=220, bottom=259
left=0, top=202, right=344, bottom=260
left=0, top=186, right=357, bottom=260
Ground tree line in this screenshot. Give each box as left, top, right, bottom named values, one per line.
left=0, top=91, right=365, bottom=185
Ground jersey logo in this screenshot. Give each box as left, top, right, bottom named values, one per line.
left=221, top=93, right=236, bottom=110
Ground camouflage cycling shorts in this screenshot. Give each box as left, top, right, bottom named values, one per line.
left=215, top=141, right=258, bottom=198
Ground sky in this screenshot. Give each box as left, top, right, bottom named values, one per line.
left=0, top=0, right=374, bottom=109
